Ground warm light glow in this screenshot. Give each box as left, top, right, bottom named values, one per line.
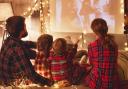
left=120, top=0, right=124, bottom=14
left=124, top=42, right=128, bottom=46
left=120, top=0, right=123, bottom=3
left=83, top=30, right=87, bottom=35
left=27, top=7, right=31, bottom=11
left=34, top=0, right=37, bottom=3
left=124, top=47, right=128, bottom=51
left=79, top=35, right=82, bottom=39
left=84, top=40, right=86, bottom=43
left=53, top=83, right=59, bottom=88
left=120, top=9, right=124, bottom=13
left=0, top=3, right=13, bottom=21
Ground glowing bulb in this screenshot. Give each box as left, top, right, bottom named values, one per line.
left=124, top=42, right=128, bottom=46
left=23, top=12, right=27, bottom=15
left=47, top=13, right=50, bottom=16
left=79, top=35, right=82, bottom=39
left=124, top=47, right=128, bottom=51
left=120, top=9, right=124, bottom=14
left=83, top=30, right=87, bottom=34
left=28, top=7, right=31, bottom=11
left=34, top=0, right=36, bottom=3
left=84, top=40, right=86, bottom=43
left=46, top=1, right=49, bottom=4
left=44, top=85, right=48, bottom=87
left=120, top=0, right=123, bottom=3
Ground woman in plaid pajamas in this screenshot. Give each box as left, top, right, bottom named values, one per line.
left=84, top=18, right=120, bottom=89
left=35, top=34, right=53, bottom=79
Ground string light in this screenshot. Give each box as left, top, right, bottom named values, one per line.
left=120, top=0, right=124, bottom=14
left=124, top=42, right=128, bottom=51
left=40, top=0, right=50, bottom=34
left=124, top=47, right=128, bottom=51
left=22, top=0, right=50, bottom=34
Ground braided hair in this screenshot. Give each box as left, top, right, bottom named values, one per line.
left=91, top=18, right=117, bottom=48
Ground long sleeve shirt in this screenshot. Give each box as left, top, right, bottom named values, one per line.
left=85, top=38, right=119, bottom=89
left=0, top=36, right=51, bottom=86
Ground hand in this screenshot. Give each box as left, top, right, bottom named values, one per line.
left=74, top=39, right=80, bottom=45
left=46, top=79, right=54, bottom=87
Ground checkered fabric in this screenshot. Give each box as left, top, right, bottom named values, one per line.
left=85, top=38, right=120, bottom=89
left=35, top=56, right=51, bottom=79
left=0, top=36, right=51, bottom=86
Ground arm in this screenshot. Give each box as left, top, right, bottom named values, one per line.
left=66, top=43, right=78, bottom=61
left=26, top=49, right=37, bottom=59
left=14, top=47, right=53, bottom=86
left=22, top=41, right=37, bottom=49
left=21, top=40, right=37, bottom=59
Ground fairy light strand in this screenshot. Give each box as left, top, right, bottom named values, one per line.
left=22, top=0, right=50, bottom=34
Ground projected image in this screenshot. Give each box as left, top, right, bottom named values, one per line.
left=55, top=0, right=116, bottom=33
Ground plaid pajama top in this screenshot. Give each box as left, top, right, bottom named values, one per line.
left=85, top=38, right=120, bottom=89
left=34, top=54, right=51, bottom=79
left=48, top=52, right=68, bottom=81
left=0, top=36, right=51, bottom=85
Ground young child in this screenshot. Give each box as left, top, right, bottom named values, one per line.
left=64, top=37, right=88, bottom=85
left=35, top=34, right=53, bottom=79
left=48, top=38, right=68, bottom=82
left=49, top=38, right=87, bottom=86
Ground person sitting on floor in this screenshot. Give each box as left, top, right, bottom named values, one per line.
left=35, top=34, right=53, bottom=79
left=0, top=16, right=53, bottom=86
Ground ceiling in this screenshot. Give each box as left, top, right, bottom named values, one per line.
left=0, top=0, right=35, bottom=16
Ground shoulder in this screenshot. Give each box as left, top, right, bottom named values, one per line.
left=88, top=40, right=98, bottom=48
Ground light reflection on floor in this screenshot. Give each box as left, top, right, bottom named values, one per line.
left=0, top=84, right=90, bottom=89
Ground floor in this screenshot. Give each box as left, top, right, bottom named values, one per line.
left=2, top=84, right=90, bottom=89
left=31, top=85, right=90, bottom=89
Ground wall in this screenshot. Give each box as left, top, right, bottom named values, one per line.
left=50, top=32, right=127, bottom=50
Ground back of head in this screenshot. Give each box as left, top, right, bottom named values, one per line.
left=64, top=36, right=73, bottom=44
left=91, top=18, right=108, bottom=37
left=37, top=34, right=53, bottom=57
left=6, top=16, right=25, bottom=37
left=53, top=38, right=67, bottom=55
left=91, top=18, right=117, bottom=48
left=64, top=36, right=73, bottom=51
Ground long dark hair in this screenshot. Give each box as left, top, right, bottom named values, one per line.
left=91, top=18, right=117, bottom=48
left=37, top=34, right=53, bottom=58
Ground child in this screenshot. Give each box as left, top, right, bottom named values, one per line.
left=48, top=38, right=68, bottom=81
left=35, top=34, right=53, bottom=79
left=49, top=38, right=87, bottom=86
left=64, top=37, right=88, bottom=85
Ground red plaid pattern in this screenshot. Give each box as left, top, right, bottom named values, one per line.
left=35, top=58, right=51, bottom=79
left=85, top=38, right=120, bottom=89
left=0, top=36, right=51, bottom=85
left=48, top=52, right=68, bottom=81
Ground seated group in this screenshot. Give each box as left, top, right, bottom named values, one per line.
left=0, top=16, right=124, bottom=89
